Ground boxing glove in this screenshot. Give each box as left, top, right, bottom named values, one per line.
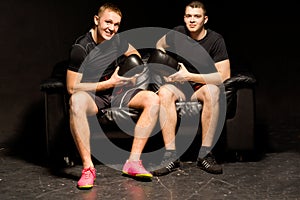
left=118, top=54, right=144, bottom=78
left=147, top=49, right=180, bottom=77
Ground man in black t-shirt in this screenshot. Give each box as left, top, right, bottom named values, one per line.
left=151, top=1, right=231, bottom=176
left=67, top=3, right=159, bottom=189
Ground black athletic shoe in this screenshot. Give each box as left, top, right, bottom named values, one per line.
left=151, top=159, right=180, bottom=176
left=197, top=152, right=223, bottom=174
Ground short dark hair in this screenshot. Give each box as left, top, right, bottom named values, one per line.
left=98, top=2, right=122, bottom=18
left=186, top=1, right=207, bottom=15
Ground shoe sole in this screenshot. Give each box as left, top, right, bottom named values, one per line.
left=151, top=168, right=178, bottom=176
left=77, top=184, right=94, bottom=189
left=77, top=178, right=96, bottom=190
left=122, top=171, right=153, bottom=179
left=151, top=162, right=181, bottom=176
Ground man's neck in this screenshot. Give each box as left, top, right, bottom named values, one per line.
left=190, top=28, right=207, bottom=41
left=90, top=28, right=105, bottom=44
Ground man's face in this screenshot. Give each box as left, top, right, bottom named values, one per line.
left=95, top=9, right=121, bottom=42
left=184, top=7, right=207, bottom=33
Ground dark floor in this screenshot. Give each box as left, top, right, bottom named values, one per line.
left=1, top=129, right=300, bottom=200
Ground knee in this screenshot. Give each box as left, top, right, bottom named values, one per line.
left=141, top=92, right=160, bottom=116
left=141, top=91, right=160, bottom=107
left=158, top=87, right=176, bottom=102
left=69, top=91, right=88, bottom=115
left=203, top=85, right=220, bottom=105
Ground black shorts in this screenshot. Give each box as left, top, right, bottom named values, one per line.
left=87, top=87, right=143, bottom=115
left=169, top=82, right=202, bottom=97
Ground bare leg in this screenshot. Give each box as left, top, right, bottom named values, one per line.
left=150, top=85, right=185, bottom=176
left=127, top=91, right=160, bottom=161
left=158, top=84, right=185, bottom=150
left=191, top=84, right=220, bottom=153
left=69, top=91, right=98, bottom=169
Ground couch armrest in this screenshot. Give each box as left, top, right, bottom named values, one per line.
left=224, top=73, right=256, bottom=119
left=40, top=78, right=65, bottom=92
left=224, top=73, right=256, bottom=90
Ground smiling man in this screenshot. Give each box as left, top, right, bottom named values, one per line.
left=67, top=3, right=159, bottom=189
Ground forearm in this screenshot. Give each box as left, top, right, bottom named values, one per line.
left=189, top=59, right=231, bottom=84
left=69, top=80, right=114, bottom=94
left=67, top=70, right=115, bottom=95
left=189, top=72, right=223, bottom=85
left=215, top=59, right=231, bottom=82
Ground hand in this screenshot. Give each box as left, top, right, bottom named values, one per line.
left=110, top=67, right=133, bottom=87
left=118, top=69, right=140, bottom=86
left=165, top=63, right=189, bottom=83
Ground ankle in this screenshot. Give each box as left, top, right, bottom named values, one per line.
left=163, top=150, right=177, bottom=159
left=198, top=146, right=212, bottom=159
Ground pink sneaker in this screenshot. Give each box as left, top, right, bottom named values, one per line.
left=122, top=160, right=153, bottom=178
left=77, top=167, right=96, bottom=189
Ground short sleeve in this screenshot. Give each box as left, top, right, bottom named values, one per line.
left=210, top=37, right=228, bottom=63
left=68, top=45, right=87, bottom=72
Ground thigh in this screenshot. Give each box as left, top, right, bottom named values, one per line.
left=111, top=88, right=143, bottom=108
left=87, top=92, right=111, bottom=114
left=191, top=84, right=220, bottom=102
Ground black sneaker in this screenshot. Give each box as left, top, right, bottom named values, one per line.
left=151, top=159, right=180, bottom=176
left=197, top=152, right=223, bottom=174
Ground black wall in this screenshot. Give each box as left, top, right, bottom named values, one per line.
left=1, top=0, right=299, bottom=148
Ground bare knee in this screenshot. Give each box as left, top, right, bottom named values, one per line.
left=203, top=85, right=220, bottom=105
left=158, top=87, right=177, bottom=103
left=69, top=92, right=84, bottom=115
left=143, top=91, right=160, bottom=108
left=69, top=91, right=95, bottom=116
left=194, top=84, right=220, bottom=106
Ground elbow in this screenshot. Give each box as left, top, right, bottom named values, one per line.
left=222, top=70, right=231, bottom=82
left=67, top=85, right=75, bottom=95
left=67, top=89, right=74, bottom=95
left=215, top=78, right=223, bottom=85
left=222, top=74, right=231, bottom=82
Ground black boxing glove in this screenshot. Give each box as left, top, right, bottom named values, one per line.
left=118, top=54, right=144, bottom=78
left=147, top=49, right=180, bottom=77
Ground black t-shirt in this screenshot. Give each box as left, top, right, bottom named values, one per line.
left=165, top=25, right=229, bottom=74
left=169, top=25, right=229, bottom=62
left=68, top=31, right=129, bottom=83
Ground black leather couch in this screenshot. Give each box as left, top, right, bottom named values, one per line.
left=40, top=50, right=257, bottom=166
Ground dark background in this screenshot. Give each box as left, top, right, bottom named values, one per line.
left=1, top=0, right=299, bottom=156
